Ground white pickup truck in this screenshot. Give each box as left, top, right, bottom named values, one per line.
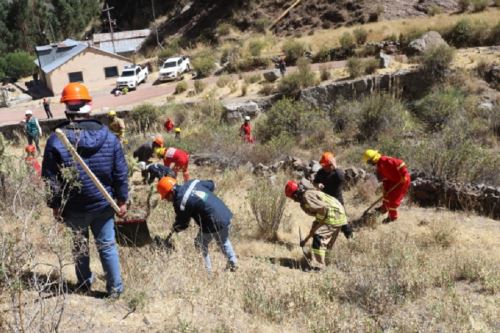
left=158, top=56, right=191, bottom=82
left=116, top=64, right=148, bottom=89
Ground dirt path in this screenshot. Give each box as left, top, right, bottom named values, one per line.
left=0, top=60, right=346, bottom=125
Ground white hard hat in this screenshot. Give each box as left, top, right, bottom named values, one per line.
left=25, top=110, right=33, bottom=115
left=138, top=161, right=147, bottom=171
left=244, top=116, right=250, bottom=121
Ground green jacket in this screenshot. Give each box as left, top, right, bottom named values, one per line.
left=25, top=117, right=41, bottom=137
left=300, top=190, right=347, bottom=227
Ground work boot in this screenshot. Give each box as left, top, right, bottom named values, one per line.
left=226, top=262, right=238, bottom=272
left=382, top=217, right=395, bottom=224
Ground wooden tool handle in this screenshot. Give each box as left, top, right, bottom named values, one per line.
left=55, top=128, right=121, bottom=214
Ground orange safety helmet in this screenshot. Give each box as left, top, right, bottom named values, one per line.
left=25, top=144, right=36, bottom=153
left=157, top=176, right=177, bottom=199
left=153, top=135, right=164, bottom=147
left=319, top=151, right=335, bottom=167
left=60, top=82, right=92, bottom=103
left=285, top=180, right=299, bottom=199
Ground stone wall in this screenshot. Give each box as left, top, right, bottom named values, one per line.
left=300, top=68, right=428, bottom=110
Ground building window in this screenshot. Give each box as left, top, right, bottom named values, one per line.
left=104, top=66, right=118, bottom=78
left=68, top=72, right=83, bottom=83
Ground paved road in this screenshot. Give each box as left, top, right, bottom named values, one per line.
left=0, top=60, right=346, bottom=126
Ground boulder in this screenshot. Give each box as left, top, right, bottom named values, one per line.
left=263, top=70, right=280, bottom=82
left=407, top=31, right=448, bottom=55
left=222, top=101, right=261, bottom=122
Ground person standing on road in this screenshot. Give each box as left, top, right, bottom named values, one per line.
left=24, top=110, right=42, bottom=154
left=157, top=176, right=238, bottom=272
left=313, top=151, right=345, bottom=205
left=285, top=180, right=352, bottom=270
left=42, top=98, right=54, bottom=119
left=42, top=82, right=128, bottom=298
left=363, top=149, right=411, bottom=223
left=278, top=55, right=287, bottom=77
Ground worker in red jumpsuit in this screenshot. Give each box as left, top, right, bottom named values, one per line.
left=24, top=144, right=41, bottom=176
left=239, top=116, right=254, bottom=143
left=363, top=149, right=410, bottom=223
left=164, top=118, right=174, bottom=133
left=155, top=146, right=190, bottom=182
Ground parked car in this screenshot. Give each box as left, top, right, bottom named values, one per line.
left=158, top=56, right=191, bottom=82
left=116, top=64, right=148, bottom=89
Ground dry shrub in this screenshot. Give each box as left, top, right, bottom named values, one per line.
left=174, top=80, right=188, bottom=94
left=243, top=73, right=261, bottom=84
left=278, top=57, right=318, bottom=96
left=363, top=58, right=379, bottom=74
left=421, top=219, right=457, bottom=248
left=353, top=27, right=368, bottom=45
left=319, top=65, right=331, bottom=81
left=346, top=57, right=363, bottom=78
left=193, top=79, right=205, bottom=94
left=216, top=75, right=231, bottom=88
left=129, top=103, right=161, bottom=132
left=282, top=39, right=307, bottom=65
left=247, top=176, right=287, bottom=241
left=259, top=83, right=275, bottom=96
left=420, top=44, right=455, bottom=80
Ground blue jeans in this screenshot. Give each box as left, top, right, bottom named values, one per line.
left=195, top=225, right=237, bottom=272
left=63, top=207, right=123, bottom=294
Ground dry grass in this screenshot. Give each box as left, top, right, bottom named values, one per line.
left=1, top=162, right=498, bottom=332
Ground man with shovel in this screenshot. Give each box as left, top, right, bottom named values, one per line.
left=285, top=180, right=352, bottom=271
left=42, top=82, right=128, bottom=298
left=363, top=149, right=410, bottom=223
left=157, top=176, right=238, bottom=272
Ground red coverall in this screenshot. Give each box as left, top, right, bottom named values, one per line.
left=163, top=147, right=190, bottom=181
left=25, top=156, right=41, bottom=176
left=164, top=118, right=174, bottom=132
left=240, top=123, right=254, bottom=143
left=376, top=156, right=410, bottom=220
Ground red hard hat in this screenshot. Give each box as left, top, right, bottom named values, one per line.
left=285, top=180, right=299, bottom=199
left=60, top=82, right=92, bottom=103
left=157, top=176, right=177, bottom=199
left=25, top=145, right=36, bottom=153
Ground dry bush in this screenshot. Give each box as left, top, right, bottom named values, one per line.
left=427, top=3, right=443, bottom=16
left=282, top=39, right=307, bottom=65
left=193, top=79, right=205, bottom=94
left=129, top=103, right=161, bottom=132
left=243, top=73, right=261, bottom=84
left=353, top=27, right=368, bottom=45
left=346, top=57, right=363, bottom=78
left=259, top=83, right=275, bottom=96
left=363, top=58, right=379, bottom=74
left=247, top=176, right=287, bottom=242
left=319, top=65, right=332, bottom=81
left=240, top=83, right=248, bottom=96
left=174, top=80, right=188, bottom=94
left=420, top=219, right=457, bottom=248
left=420, top=44, right=455, bottom=80
left=471, top=0, right=489, bottom=12
left=278, top=57, right=318, bottom=96
left=458, top=0, right=471, bottom=12
left=216, top=75, right=231, bottom=88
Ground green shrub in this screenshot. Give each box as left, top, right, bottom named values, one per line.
left=130, top=103, right=160, bottom=131
left=339, top=32, right=356, bottom=50
left=413, top=87, right=464, bottom=131
left=0, top=52, right=35, bottom=80
left=259, top=83, right=275, bottom=96
left=420, top=44, right=455, bottom=79
left=255, top=98, right=325, bottom=143
left=216, top=75, right=231, bottom=88
left=319, top=66, right=331, bottom=81
left=353, top=28, right=368, bottom=45
left=427, top=4, right=443, bottom=16
left=347, top=57, right=364, bottom=78
left=445, top=19, right=488, bottom=47
left=313, top=46, right=331, bottom=63
left=254, top=17, right=271, bottom=33
left=278, top=57, right=317, bottom=96
left=174, top=81, right=188, bottom=94
left=364, top=58, right=379, bottom=74
left=356, top=94, right=409, bottom=141
left=192, top=50, right=216, bottom=78
left=489, top=21, right=500, bottom=45
left=471, top=0, right=489, bottom=12
left=282, top=39, right=307, bottom=65
left=458, top=0, right=471, bottom=12
left=216, top=23, right=233, bottom=36
left=248, top=176, right=287, bottom=242
left=399, top=28, right=425, bottom=48
left=247, top=38, right=266, bottom=57
left=243, top=74, right=261, bottom=84
left=194, top=80, right=206, bottom=94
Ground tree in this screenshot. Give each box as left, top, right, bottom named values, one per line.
left=2, top=52, right=35, bottom=80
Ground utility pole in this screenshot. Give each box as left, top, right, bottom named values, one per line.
left=102, top=2, right=116, bottom=54
left=151, top=0, right=162, bottom=48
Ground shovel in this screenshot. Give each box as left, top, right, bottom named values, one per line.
left=351, top=180, right=403, bottom=228
left=55, top=129, right=152, bottom=247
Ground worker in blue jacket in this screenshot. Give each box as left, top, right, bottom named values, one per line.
left=42, top=83, right=128, bottom=298
left=157, top=176, right=237, bottom=272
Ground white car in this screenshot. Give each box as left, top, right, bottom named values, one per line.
left=158, top=56, right=191, bottom=82
left=116, top=65, right=148, bottom=89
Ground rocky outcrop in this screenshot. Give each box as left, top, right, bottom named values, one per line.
left=263, top=70, right=281, bottom=82
left=407, top=31, right=448, bottom=55
left=222, top=101, right=261, bottom=122
left=300, top=69, right=427, bottom=110
left=410, top=172, right=500, bottom=220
